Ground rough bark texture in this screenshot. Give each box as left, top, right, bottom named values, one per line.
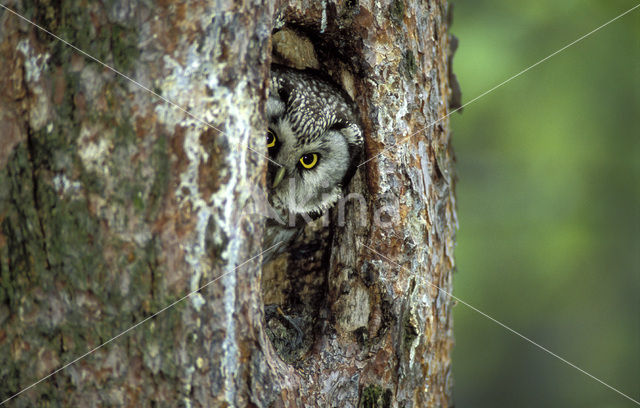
left=0, top=0, right=456, bottom=407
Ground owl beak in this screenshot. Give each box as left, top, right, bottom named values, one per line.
left=272, top=167, right=286, bottom=188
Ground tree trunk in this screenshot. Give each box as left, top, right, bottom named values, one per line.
left=0, top=0, right=457, bottom=407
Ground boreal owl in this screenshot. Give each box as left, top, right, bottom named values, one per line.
left=262, top=64, right=363, bottom=261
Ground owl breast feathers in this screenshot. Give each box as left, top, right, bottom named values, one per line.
left=263, top=65, right=363, bottom=259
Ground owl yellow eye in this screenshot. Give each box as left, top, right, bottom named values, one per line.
left=267, top=129, right=276, bottom=148
left=299, top=153, right=318, bottom=169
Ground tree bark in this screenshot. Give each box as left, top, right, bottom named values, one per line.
left=0, top=0, right=457, bottom=407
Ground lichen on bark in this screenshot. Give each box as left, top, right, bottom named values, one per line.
left=1, top=0, right=271, bottom=405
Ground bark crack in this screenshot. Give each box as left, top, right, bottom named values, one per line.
left=25, top=127, right=52, bottom=272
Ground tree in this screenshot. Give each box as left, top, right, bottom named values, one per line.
left=0, top=0, right=457, bottom=406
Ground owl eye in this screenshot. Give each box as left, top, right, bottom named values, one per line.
left=266, top=129, right=277, bottom=148
left=299, top=153, right=319, bottom=169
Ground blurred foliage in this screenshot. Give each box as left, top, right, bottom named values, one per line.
left=450, top=1, right=639, bottom=407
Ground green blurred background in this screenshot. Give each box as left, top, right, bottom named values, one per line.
left=449, top=1, right=639, bottom=407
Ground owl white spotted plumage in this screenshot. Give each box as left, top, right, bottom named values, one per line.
left=263, top=64, right=363, bottom=261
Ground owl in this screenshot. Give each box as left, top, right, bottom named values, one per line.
left=262, top=64, right=363, bottom=261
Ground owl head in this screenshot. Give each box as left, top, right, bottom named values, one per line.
left=266, top=64, right=363, bottom=218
